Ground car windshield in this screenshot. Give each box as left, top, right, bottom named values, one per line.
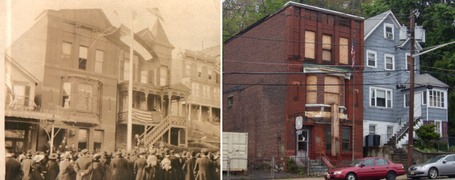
left=425, top=156, right=445, bottom=163
left=346, top=159, right=364, bottom=167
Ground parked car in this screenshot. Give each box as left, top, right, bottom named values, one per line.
left=324, top=157, right=405, bottom=180
left=407, top=154, right=455, bottom=179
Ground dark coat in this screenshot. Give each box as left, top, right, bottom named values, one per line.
left=30, top=161, right=45, bottom=180
left=57, top=160, right=74, bottom=180
left=45, top=160, right=59, bottom=180
left=86, top=160, right=105, bottom=180
left=74, top=156, right=92, bottom=180
left=194, top=157, right=211, bottom=180
left=21, top=158, right=35, bottom=180
left=110, top=156, right=129, bottom=180
left=6, top=156, right=24, bottom=180
left=134, top=158, right=147, bottom=180
left=182, top=157, right=196, bottom=180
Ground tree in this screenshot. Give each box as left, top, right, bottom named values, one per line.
left=415, top=124, right=441, bottom=149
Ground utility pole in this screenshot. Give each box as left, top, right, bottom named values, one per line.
left=407, top=9, right=415, bottom=168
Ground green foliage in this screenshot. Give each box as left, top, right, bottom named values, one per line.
left=285, top=158, right=305, bottom=174
left=415, top=124, right=441, bottom=149
left=449, top=146, right=455, bottom=152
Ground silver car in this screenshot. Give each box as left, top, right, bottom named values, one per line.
left=407, top=154, right=455, bottom=179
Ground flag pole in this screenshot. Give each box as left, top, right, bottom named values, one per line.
left=127, top=11, right=135, bottom=152
left=351, top=33, right=356, bottom=161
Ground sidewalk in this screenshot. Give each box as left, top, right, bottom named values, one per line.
left=223, top=170, right=409, bottom=180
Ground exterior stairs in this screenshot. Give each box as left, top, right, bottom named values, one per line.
left=309, top=159, right=328, bottom=176
left=390, top=148, right=408, bottom=167
left=139, top=115, right=171, bottom=147
left=386, top=117, right=422, bottom=147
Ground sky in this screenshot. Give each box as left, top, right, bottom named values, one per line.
left=0, top=0, right=221, bottom=57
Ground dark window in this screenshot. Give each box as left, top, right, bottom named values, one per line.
left=326, top=125, right=331, bottom=151
left=227, top=96, right=233, bottom=107
left=79, top=46, right=88, bottom=70
left=342, top=126, right=350, bottom=151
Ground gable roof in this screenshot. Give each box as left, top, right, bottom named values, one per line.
left=5, top=55, right=39, bottom=84
left=405, top=73, right=449, bottom=89
left=151, top=20, right=174, bottom=49
left=364, top=10, right=401, bottom=40
left=396, top=38, right=423, bottom=51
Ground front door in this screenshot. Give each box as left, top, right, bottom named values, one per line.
left=296, top=130, right=309, bottom=158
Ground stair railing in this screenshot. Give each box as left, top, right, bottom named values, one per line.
left=318, top=150, right=334, bottom=170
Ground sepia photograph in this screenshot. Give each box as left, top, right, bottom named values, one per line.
left=1, top=0, right=221, bottom=179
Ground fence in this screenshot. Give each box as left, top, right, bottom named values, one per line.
left=223, top=157, right=277, bottom=180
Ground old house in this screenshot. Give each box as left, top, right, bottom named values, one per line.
left=223, top=2, right=364, bottom=168
left=362, top=10, right=448, bottom=149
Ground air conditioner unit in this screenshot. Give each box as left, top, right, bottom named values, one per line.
left=386, top=32, right=393, bottom=39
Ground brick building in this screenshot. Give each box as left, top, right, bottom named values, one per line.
left=223, top=2, right=364, bottom=166
left=5, top=9, right=190, bottom=153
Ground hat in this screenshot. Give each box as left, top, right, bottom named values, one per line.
left=26, top=151, right=33, bottom=157
left=33, top=155, right=45, bottom=162
left=116, top=151, right=123, bottom=156
left=49, top=153, right=58, bottom=160
left=94, top=154, right=102, bottom=159
left=81, top=149, right=89, bottom=154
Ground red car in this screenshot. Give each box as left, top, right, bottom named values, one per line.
left=324, top=157, right=405, bottom=180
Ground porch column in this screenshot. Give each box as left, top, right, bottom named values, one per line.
left=188, top=103, right=192, bottom=121
left=167, top=92, right=172, bottom=117
left=168, top=128, right=171, bottom=144
left=177, top=98, right=181, bottom=117
left=198, top=105, right=202, bottom=121
left=209, top=107, right=213, bottom=122
left=160, top=94, right=164, bottom=117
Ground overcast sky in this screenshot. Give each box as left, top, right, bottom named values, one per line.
left=0, top=0, right=221, bottom=57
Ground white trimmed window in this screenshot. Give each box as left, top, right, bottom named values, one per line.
left=405, top=53, right=411, bottom=71
left=422, top=90, right=427, bottom=105
left=404, top=93, right=410, bottom=107
left=95, top=50, right=104, bottom=73
left=384, top=23, right=394, bottom=40
left=434, top=120, right=442, bottom=137
left=384, top=54, right=395, bottom=70
left=366, top=50, right=377, bottom=68
left=369, top=124, right=376, bottom=134
left=370, top=87, right=392, bottom=108
left=429, top=90, right=446, bottom=108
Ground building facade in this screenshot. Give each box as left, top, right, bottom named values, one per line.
left=223, top=2, right=364, bottom=167
left=5, top=9, right=190, bottom=153
left=362, top=10, right=448, bottom=148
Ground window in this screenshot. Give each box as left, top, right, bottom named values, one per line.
left=322, top=35, right=332, bottom=61
left=406, top=53, right=411, bottom=71
left=370, top=87, right=392, bottom=108
left=434, top=120, right=442, bottom=137
left=160, top=67, right=168, bottom=86
left=326, top=125, right=331, bottom=151
left=384, top=54, right=394, bottom=70
left=369, top=124, right=376, bottom=134
left=62, top=42, right=72, bottom=60
left=197, top=66, right=202, bottom=78
left=93, top=130, right=104, bottom=152
left=185, top=64, right=191, bottom=76
left=324, top=76, right=340, bottom=104
left=123, top=61, right=129, bottom=80
left=375, top=158, right=389, bottom=166
left=445, top=155, right=454, bottom=162
left=13, top=85, right=30, bottom=107
left=384, top=23, right=394, bottom=40
left=363, top=159, right=374, bottom=167
left=78, top=46, right=88, bottom=70
left=366, top=50, right=377, bottom=68
left=342, top=126, right=350, bottom=151
left=422, top=90, right=427, bottom=105
left=227, top=95, right=233, bottom=107
left=429, top=90, right=446, bottom=108
left=77, top=83, right=93, bottom=111
left=202, top=85, right=207, bottom=97
left=305, top=31, right=315, bottom=59
left=387, top=126, right=393, bottom=139
left=141, top=71, right=148, bottom=84
left=94, top=50, right=104, bottom=73
left=404, top=93, right=410, bottom=107
left=339, top=37, right=349, bottom=64
left=78, top=129, right=88, bottom=150
left=62, top=82, right=71, bottom=108
left=306, top=75, right=317, bottom=104
left=208, top=69, right=213, bottom=80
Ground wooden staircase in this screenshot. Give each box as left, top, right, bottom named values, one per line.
left=140, top=116, right=171, bottom=147
left=386, top=117, right=422, bottom=147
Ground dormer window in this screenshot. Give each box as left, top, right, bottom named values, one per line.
left=384, top=23, right=394, bottom=40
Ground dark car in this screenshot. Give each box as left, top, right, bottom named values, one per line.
left=407, top=154, right=455, bottom=179
left=324, top=157, right=405, bottom=180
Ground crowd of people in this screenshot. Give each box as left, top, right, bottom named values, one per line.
left=5, top=145, right=221, bottom=180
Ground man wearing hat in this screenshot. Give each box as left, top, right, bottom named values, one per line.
left=111, top=151, right=129, bottom=180
left=194, top=151, right=211, bottom=180
left=74, top=149, right=92, bottom=180
left=45, top=153, right=59, bottom=180
left=57, top=153, right=74, bottom=180
left=84, top=154, right=105, bottom=180
left=21, top=151, right=35, bottom=180
left=134, top=151, right=147, bottom=180
left=182, top=151, right=197, bottom=180
left=6, top=149, right=24, bottom=180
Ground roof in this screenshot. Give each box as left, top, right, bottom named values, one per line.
left=364, top=10, right=400, bottom=40
left=396, top=38, right=423, bottom=51
left=151, top=20, right=174, bottom=49
left=405, top=74, right=449, bottom=89
left=5, top=55, right=39, bottom=84
left=223, top=85, right=244, bottom=94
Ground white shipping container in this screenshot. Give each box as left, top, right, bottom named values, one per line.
left=222, top=132, right=248, bottom=173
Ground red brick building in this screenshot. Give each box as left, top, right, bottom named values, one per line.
left=223, top=2, right=364, bottom=167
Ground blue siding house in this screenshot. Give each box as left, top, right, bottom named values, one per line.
left=363, top=10, right=449, bottom=148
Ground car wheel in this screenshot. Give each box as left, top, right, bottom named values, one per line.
left=346, top=173, right=357, bottom=180
left=428, top=168, right=438, bottom=179
left=386, top=171, right=396, bottom=180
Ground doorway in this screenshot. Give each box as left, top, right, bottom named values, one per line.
left=296, top=129, right=309, bottom=158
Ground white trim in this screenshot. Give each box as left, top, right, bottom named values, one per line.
left=434, top=120, right=442, bottom=137
left=384, top=54, right=395, bottom=70
left=369, top=86, right=393, bottom=108
left=369, top=124, right=376, bottom=134
left=284, top=2, right=364, bottom=21
left=422, top=90, right=427, bottom=105
left=384, top=23, right=394, bottom=40
left=404, top=93, right=409, bottom=108
left=366, top=50, right=377, bottom=68
left=428, top=89, right=447, bottom=109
